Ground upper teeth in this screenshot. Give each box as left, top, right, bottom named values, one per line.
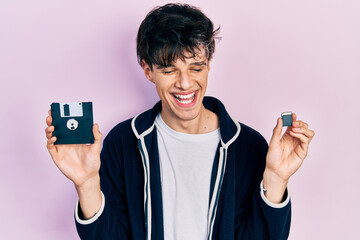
left=174, top=92, right=195, bottom=99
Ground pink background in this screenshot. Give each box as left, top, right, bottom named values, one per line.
left=1, top=0, right=359, bottom=239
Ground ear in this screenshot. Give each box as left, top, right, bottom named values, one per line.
left=142, top=60, right=154, bottom=83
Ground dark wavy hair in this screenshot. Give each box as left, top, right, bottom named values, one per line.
left=136, top=3, right=220, bottom=70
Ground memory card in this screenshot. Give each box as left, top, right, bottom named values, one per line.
left=281, top=112, right=292, bottom=127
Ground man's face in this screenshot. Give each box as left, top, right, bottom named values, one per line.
left=143, top=49, right=210, bottom=130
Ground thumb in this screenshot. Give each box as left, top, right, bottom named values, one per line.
left=270, top=117, right=282, bottom=144
left=93, top=123, right=102, bottom=145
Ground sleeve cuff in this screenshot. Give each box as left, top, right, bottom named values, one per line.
left=260, top=180, right=290, bottom=208
left=75, top=191, right=105, bottom=225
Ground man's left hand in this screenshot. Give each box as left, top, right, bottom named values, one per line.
left=263, top=113, right=315, bottom=203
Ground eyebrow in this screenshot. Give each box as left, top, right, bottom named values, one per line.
left=156, top=61, right=207, bottom=70
left=157, top=64, right=175, bottom=69
left=190, top=61, right=207, bottom=66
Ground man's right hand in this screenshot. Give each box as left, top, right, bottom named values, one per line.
left=45, top=110, right=103, bottom=219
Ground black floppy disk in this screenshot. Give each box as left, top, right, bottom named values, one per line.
left=51, top=102, right=94, bottom=145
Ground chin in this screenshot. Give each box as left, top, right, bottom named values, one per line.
left=174, top=106, right=202, bottom=121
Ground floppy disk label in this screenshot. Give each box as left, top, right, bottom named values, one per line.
left=60, top=102, right=84, bottom=118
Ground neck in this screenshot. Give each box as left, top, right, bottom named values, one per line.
left=161, top=105, right=219, bottom=134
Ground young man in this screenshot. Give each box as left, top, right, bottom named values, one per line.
left=45, top=4, right=314, bottom=240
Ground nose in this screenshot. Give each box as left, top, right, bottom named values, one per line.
left=175, top=71, right=193, bottom=90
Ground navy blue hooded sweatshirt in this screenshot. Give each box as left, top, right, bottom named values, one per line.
left=75, top=96, right=291, bottom=239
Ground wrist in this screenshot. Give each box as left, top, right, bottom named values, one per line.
left=75, top=174, right=102, bottom=219
left=75, top=174, right=100, bottom=193
left=263, top=168, right=288, bottom=204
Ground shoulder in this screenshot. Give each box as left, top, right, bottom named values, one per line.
left=238, top=123, right=267, bottom=144
left=235, top=122, right=268, bottom=153
left=230, top=123, right=268, bottom=175
left=107, top=118, right=133, bottom=138
left=102, top=101, right=160, bottom=148
left=103, top=118, right=136, bottom=147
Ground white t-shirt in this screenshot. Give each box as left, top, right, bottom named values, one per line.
left=155, top=114, right=220, bottom=240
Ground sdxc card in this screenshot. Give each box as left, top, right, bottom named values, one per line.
left=51, top=102, right=94, bottom=145
left=281, top=112, right=293, bottom=127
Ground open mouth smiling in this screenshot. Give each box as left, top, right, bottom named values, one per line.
left=172, top=91, right=197, bottom=105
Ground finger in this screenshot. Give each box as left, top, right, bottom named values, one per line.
left=289, top=130, right=311, bottom=145
left=292, top=119, right=313, bottom=139
left=293, top=120, right=308, bottom=129
left=289, top=131, right=310, bottom=153
left=45, top=125, right=54, bottom=139
left=93, top=123, right=102, bottom=145
left=47, top=136, right=57, bottom=156
left=270, top=117, right=282, bottom=144
left=48, top=109, right=51, bottom=116
left=292, top=127, right=315, bottom=139
left=304, top=129, right=315, bottom=140
left=46, top=115, right=53, bottom=127
left=292, top=113, right=297, bottom=123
